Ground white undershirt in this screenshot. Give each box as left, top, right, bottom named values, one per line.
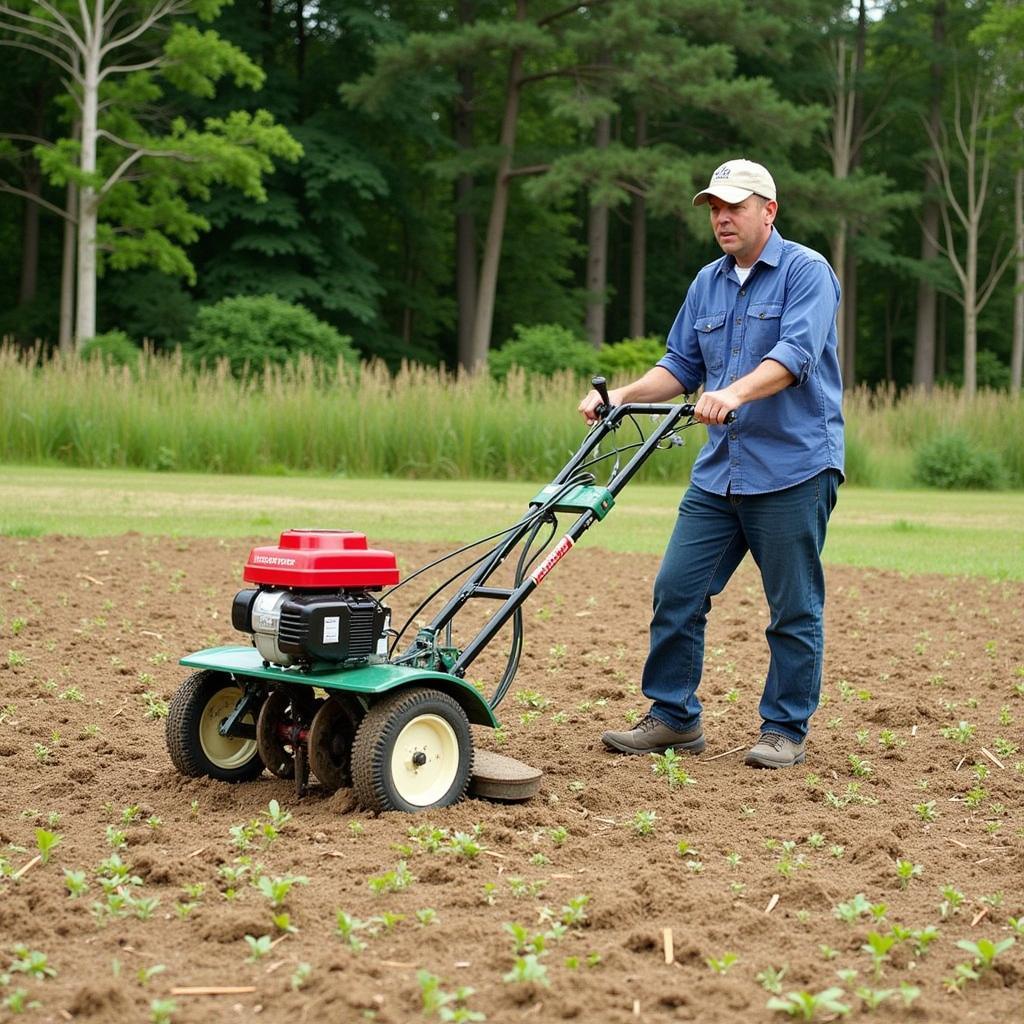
left=734, top=266, right=751, bottom=284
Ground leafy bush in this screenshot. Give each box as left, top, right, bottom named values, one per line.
left=184, top=295, right=357, bottom=375
left=79, top=330, right=139, bottom=366
left=912, top=432, right=1007, bottom=490
left=488, top=323, right=595, bottom=382
left=976, top=350, right=1010, bottom=391
left=596, top=336, right=664, bottom=380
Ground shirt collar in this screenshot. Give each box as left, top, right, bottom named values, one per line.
left=715, top=226, right=784, bottom=277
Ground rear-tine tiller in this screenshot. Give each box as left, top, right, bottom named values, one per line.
left=166, top=377, right=735, bottom=812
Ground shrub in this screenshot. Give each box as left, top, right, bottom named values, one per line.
left=184, top=295, right=357, bottom=376
left=488, top=323, right=595, bottom=382
left=596, top=336, right=664, bottom=380
left=79, top=330, right=139, bottom=366
left=912, top=431, right=1007, bottom=490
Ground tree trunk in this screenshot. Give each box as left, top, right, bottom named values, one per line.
left=629, top=108, right=647, bottom=339
left=913, top=0, right=946, bottom=390
left=468, top=0, right=526, bottom=371
left=18, top=82, right=45, bottom=307
left=963, top=218, right=978, bottom=397
left=18, top=161, right=40, bottom=306
left=584, top=114, right=611, bottom=348
left=455, top=0, right=477, bottom=370
left=1012, top=161, right=1023, bottom=395
left=59, top=181, right=76, bottom=353
left=74, top=16, right=102, bottom=348
left=842, top=247, right=857, bottom=384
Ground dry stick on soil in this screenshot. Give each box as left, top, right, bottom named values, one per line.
left=764, top=893, right=780, bottom=915
left=13, top=855, right=40, bottom=880
left=700, top=745, right=746, bottom=762
left=980, top=747, right=1006, bottom=770
left=971, top=907, right=990, bottom=927
left=945, top=837, right=971, bottom=850
left=663, top=927, right=674, bottom=964
left=171, top=987, right=257, bottom=996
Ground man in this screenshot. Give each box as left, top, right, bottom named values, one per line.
left=579, top=158, right=844, bottom=769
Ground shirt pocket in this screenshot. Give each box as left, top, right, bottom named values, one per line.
left=694, top=311, right=727, bottom=373
left=746, top=301, right=783, bottom=354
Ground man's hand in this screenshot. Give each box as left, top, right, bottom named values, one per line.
left=578, top=385, right=626, bottom=425
left=692, top=387, right=741, bottom=425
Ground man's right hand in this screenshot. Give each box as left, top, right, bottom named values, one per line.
left=578, top=385, right=625, bottom=424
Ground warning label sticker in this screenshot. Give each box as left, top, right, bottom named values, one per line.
left=529, top=535, right=574, bottom=586
left=323, top=616, right=340, bottom=644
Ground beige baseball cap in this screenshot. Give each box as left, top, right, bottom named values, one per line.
left=692, top=159, right=777, bottom=206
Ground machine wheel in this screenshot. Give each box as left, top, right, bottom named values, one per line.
left=351, top=688, right=473, bottom=813
left=166, top=671, right=264, bottom=782
left=308, top=695, right=360, bottom=791
left=256, top=688, right=318, bottom=780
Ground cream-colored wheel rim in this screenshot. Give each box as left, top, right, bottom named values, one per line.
left=390, top=714, right=460, bottom=807
left=199, top=687, right=258, bottom=769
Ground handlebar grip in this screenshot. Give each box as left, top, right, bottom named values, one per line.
left=680, top=404, right=737, bottom=425
left=592, top=375, right=611, bottom=418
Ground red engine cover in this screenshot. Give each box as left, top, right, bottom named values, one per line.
left=243, top=530, right=399, bottom=589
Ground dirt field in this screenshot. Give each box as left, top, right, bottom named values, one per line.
left=0, top=533, right=1022, bottom=1024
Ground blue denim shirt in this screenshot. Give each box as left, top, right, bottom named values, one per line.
left=658, top=228, right=845, bottom=496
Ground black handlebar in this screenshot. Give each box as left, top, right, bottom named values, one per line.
left=590, top=376, right=736, bottom=425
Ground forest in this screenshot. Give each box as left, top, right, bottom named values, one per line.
left=0, top=0, right=1021, bottom=393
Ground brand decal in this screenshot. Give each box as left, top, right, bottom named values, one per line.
left=253, top=555, right=297, bottom=566
left=712, top=165, right=731, bottom=180
left=530, top=536, right=574, bottom=586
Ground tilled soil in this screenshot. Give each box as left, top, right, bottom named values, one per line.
left=0, top=533, right=1022, bottom=1024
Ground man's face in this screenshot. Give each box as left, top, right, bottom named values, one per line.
left=707, top=195, right=777, bottom=268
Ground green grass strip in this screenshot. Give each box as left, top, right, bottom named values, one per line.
left=2, top=465, right=1021, bottom=580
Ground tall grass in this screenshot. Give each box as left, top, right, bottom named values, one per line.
left=1, top=344, right=1021, bottom=487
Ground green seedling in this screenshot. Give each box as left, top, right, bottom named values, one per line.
left=34, top=828, right=61, bottom=864
left=137, top=964, right=166, bottom=987
left=941, top=720, right=975, bottom=744
left=914, top=800, right=938, bottom=822
left=3, top=988, right=41, bottom=1014
left=448, top=831, right=484, bottom=858
left=833, top=893, right=871, bottom=924
left=910, top=925, right=940, bottom=956
left=894, top=858, right=922, bottom=889
left=939, top=885, right=965, bottom=918
left=630, top=810, right=657, bottom=836
left=706, top=952, right=739, bottom=975
left=368, top=860, right=415, bottom=895
left=335, top=910, right=370, bottom=952
left=548, top=826, right=569, bottom=847
left=854, top=986, right=893, bottom=1011
left=140, top=692, right=168, bottom=719
left=558, top=894, right=590, bottom=927
left=766, top=987, right=850, bottom=1020
left=255, top=873, right=309, bottom=908
left=243, top=934, right=273, bottom=962
left=955, top=936, right=1015, bottom=971
left=861, top=931, right=896, bottom=978
left=416, top=908, right=438, bottom=926
left=756, top=966, right=788, bottom=994
left=149, top=997, right=177, bottom=1024
left=502, top=954, right=549, bottom=987
left=290, top=962, right=312, bottom=991
left=64, top=869, right=88, bottom=898
left=650, top=748, right=696, bottom=788
left=9, top=946, right=57, bottom=979
left=506, top=876, right=545, bottom=899
left=847, top=754, right=873, bottom=777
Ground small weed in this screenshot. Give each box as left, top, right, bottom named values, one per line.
left=630, top=810, right=656, bottom=836
left=706, top=952, right=739, bottom=974
left=650, top=748, right=696, bottom=788
left=368, top=860, right=415, bottom=895
left=766, top=988, right=850, bottom=1020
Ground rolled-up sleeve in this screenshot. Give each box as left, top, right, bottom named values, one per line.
left=657, top=288, right=703, bottom=393
left=762, top=257, right=840, bottom=387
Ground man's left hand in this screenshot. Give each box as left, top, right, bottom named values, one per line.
left=692, top=387, right=741, bottom=425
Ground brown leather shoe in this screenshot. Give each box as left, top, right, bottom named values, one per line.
left=601, top=714, right=705, bottom=755
left=744, top=732, right=806, bottom=769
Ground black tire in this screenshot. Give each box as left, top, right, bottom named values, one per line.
left=308, top=694, right=361, bottom=792
left=166, top=671, right=265, bottom=782
left=351, top=688, right=473, bottom=813
left=256, top=688, right=319, bottom=780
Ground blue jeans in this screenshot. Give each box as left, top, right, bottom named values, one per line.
left=642, top=471, right=840, bottom=742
